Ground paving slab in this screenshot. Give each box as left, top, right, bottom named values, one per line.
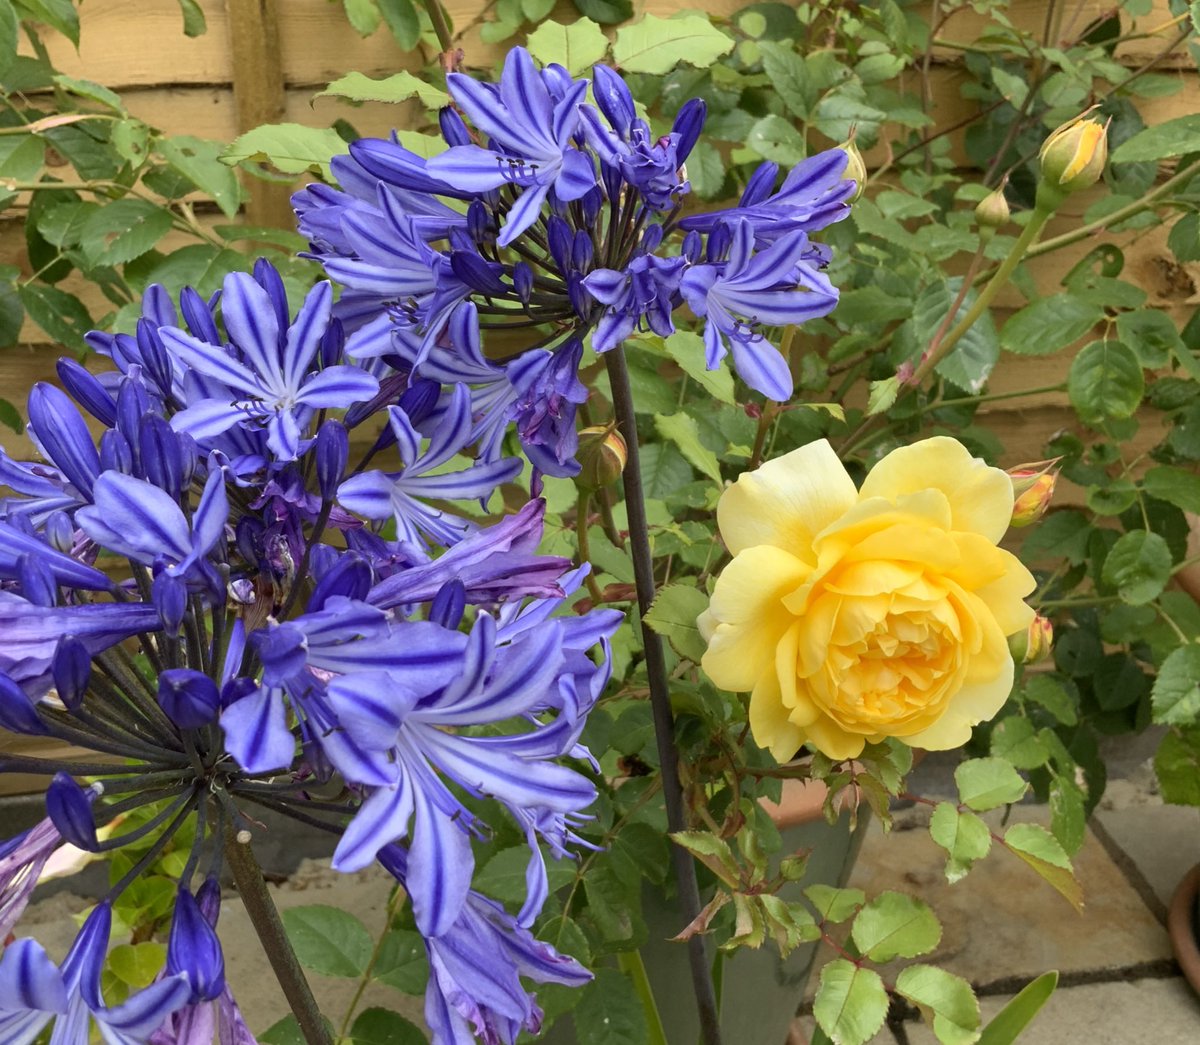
left=1093, top=784, right=1200, bottom=913
left=903, top=976, right=1200, bottom=1044
left=805, top=804, right=1171, bottom=994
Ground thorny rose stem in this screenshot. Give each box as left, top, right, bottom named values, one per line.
left=605, top=345, right=724, bottom=1045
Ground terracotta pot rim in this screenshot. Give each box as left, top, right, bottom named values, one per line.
left=1168, top=862, right=1200, bottom=994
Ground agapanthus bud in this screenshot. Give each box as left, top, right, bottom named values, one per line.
left=741, top=160, right=779, bottom=207
left=567, top=276, right=591, bottom=319
left=99, top=429, right=133, bottom=475
left=838, top=131, right=867, bottom=202
left=706, top=223, right=732, bottom=262
left=18, top=554, right=57, bottom=607
left=116, top=380, right=151, bottom=454
left=235, top=516, right=265, bottom=566
left=46, top=772, right=99, bottom=850
left=448, top=226, right=474, bottom=253
left=45, top=511, right=74, bottom=553
left=308, top=551, right=372, bottom=611
left=682, top=229, right=703, bottom=263
left=975, top=187, right=1011, bottom=229
left=581, top=187, right=603, bottom=228
left=320, top=316, right=345, bottom=368
left=140, top=415, right=186, bottom=498
left=196, top=876, right=221, bottom=925
left=572, top=230, right=594, bottom=272
left=430, top=579, right=466, bottom=630
left=439, top=105, right=472, bottom=147
left=0, top=672, right=48, bottom=735
left=158, top=669, right=221, bottom=730
left=450, top=250, right=507, bottom=295
left=52, top=636, right=91, bottom=711
left=1007, top=460, right=1060, bottom=528
left=547, top=216, right=573, bottom=272
left=513, top=262, right=534, bottom=304
left=315, top=419, right=349, bottom=502
left=167, top=885, right=226, bottom=1002
left=1039, top=113, right=1108, bottom=194
left=641, top=223, right=664, bottom=254
left=467, top=200, right=492, bottom=244
left=253, top=258, right=290, bottom=339
left=397, top=378, right=439, bottom=427
left=56, top=358, right=116, bottom=427
left=153, top=570, right=188, bottom=634
left=574, top=426, right=627, bottom=492
left=592, top=64, right=635, bottom=136
left=673, top=98, right=706, bottom=165
left=179, top=286, right=221, bottom=346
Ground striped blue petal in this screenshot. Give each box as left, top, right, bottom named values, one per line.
left=76, top=473, right=191, bottom=565
left=282, top=281, right=333, bottom=391
left=295, top=366, right=379, bottom=409
left=219, top=687, right=294, bottom=773
left=220, top=272, right=283, bottom=390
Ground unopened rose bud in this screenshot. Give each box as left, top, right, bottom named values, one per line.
left=975, top=187, right=1011, bottom=229
left=838, top=129, right=867, bottom=202
left=1007, top=459, right=1060, bottom=528
left=574, top=426, right=627, bottom=492
left=1039, top=113, right=1108, bottom=195
left=1010, top=615, right=1054, bottom=664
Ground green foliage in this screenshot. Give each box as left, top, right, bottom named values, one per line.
left=280, top=905, right=374, bottom=978
left=813, top=960, right=889, bottom=1045
left=977, top=972, right=1059, bottom=1045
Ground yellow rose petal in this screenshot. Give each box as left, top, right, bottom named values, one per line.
left=859, top=436, right=1014, bottom=543
left=904, top=654, right=1015, bottom=750
left=717, top=438, right=857, bottom=557
left=750, top=670, right=807, bottom=762
left=802, top=714, right=868, bottom=760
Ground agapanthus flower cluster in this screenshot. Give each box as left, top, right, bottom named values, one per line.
left=0, top=259, right=619, bottom=1044
left=0, top=47, right=854, bottom=1045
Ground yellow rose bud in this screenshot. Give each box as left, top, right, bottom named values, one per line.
left=975, top=187, right=1011, bottom=229
left=838, top=128, right=867, bottom=202
left=1009, top=615, right=1054, bottom=664
left=574, top=425, right=627, bottom=492
left=1039, top=113, right=1108, bottom=194
left=1006, top=458, right=1060, bottom=528
left=699, top=437, right=1036, bottom=762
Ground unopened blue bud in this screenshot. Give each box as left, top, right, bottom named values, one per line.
left=740, top=160, right=779, bottom=207
left=468, top=200, right=492, bottom=244
left=572, top=231, right=594, bottom=273
left=52, top=636, right=91, bottom=711
left=252, top=259, right=289, bottom=344
left=398, top=379, right=440, bottom=427
left=179, top=287, right=222, bottom=346
left=439, top=105, right=472, bottom=147
left=235, top=516, right=264, bottom=566
left=45, top=511, right=74, bottom=553
left=168, top=885, right=226, bottom=1002
left=18, top=554, right=56, bottom=608
left=581, top=187, right=603, bottom=228
left=706, top=223, right=732, bottom=262
left=592, top=64, right=636, bottom=136
left=308, top=551, right=372, bottom=611
left=153, top=570, right=188, bottom=634
left=134, top=318, right=176, bottom=396
left=0, top=672, right=48, bottom=735
left=315, top=419, right=349, bottom=502
left=568, top=275, right=591, bottom=319
left=320, top=317, right=345, bottom=368
left=672, top=98, right=706, bottom=164
left=547, top=217, right=573, bottom=272
left=140, top=415, right=185, bottom=498
left=158, top=669, right=220, bottom=731
left=429, top=579, right=466, bottom=630
left=450, top=251, right=508, bottom=295
left=56, top=358, right=116, bottom=428
left=513, top=262, right=534, bottom=304
left=46, top=772, right=99, bottom=850
left=641, top=223, right=664, bottom=254
left=99, top=429, right=134, bottom=475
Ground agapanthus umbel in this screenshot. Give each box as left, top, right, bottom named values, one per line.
left=0, top=259, right=618, bottom=1045
left=294, top=45, right=854, bottom=432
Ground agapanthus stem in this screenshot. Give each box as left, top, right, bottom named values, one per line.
left=224, top=825, right=333, bottom=1045
left=604, top=345, right=724, bottom=1045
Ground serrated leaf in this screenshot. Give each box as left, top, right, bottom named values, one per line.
left=378, top=0, right=420, bottom=50
left=851, top=891, right=941, bottom=962
left=867, top=375, right=899, bottom=415
left=349, top=1007, right=425, bottom=1045
left=1001, top=294, right=1102, bottom=356
left=746, top=114, right=806, bottom=165
left=176, top=0, right=207, bottom=36
left=343, top=0, right=382, bottom=35
left=813, top=960, right=889, bottom=1045
left=978, top=972, right=1058, bottom=1045
left=1003, top=823, right=1082, bottom=911
left=929, top=802, right=991, bottom=883
left=758, top=41, right=810, bottom=116
left=222, top=123, right=349, bottom=179
left=1067, top=340, right=1144, bottom=424
left=280, top=905, right=373, bottom=977
left=107, top=942, right=166, bottom=989
left=1110, top=114, right=1200, bottom=162
left=1151, top=645, right=1200, bottom=726
left=373, top=929, right=427, bottom=994
left=611, top=14, right=733, bottom=75
left=79, top=199, right=174, bottom=266
left=654, top=412, right=721, bottom=482
left=903, top=278, right=999, bottom=393
left=260, top=1016, right=306, bottom=1045
left=1101, top=530, right=1172, bottom=605
left=1049, top=776, right=1087, bottom=857
left=645, top=583, right=708, bottom=662
left=473, top=846, right=576, bottom=907
left=571, top=0, right=632, bottom=25
left=526, top=17, right=609, bottom=74
left=572, top=968, right=648, bottom=1045
left=896, top=964, right=980, bottom=1045
left=17, top=283, right=93, bottom=351
left=0, top=2, right=17, bottom=78
left=1143, top=466, right=1200, bottom=514
left=1155, top=727, right=1200, bottom=805
left=671, top=830, right=740, bottom=886
left=314, top=70, right=450, bottom=109
left=804, top=884, right=864, bottom=923
left=52, top=74, right=124, bottom=112
left=158, top=135, right=243, bottom=218
left=955, top=758, right=1028, bottom=812
left=659, top=329, right=734, bottom=403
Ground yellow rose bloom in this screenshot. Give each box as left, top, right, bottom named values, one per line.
left=699, top=437, right=1036, bottom=762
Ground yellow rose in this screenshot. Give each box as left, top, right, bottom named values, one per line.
left=699, top=437, right=1036, bottom=762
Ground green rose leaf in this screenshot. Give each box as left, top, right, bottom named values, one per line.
left=746, top=114, right=807, bottom=165
left=158, top=136, right=244, bottom=218
left=526, top=18, right=609, bottom=74
left=373, top=929, right=428, bottom=994
left=280, top=905, right=373, bottom=978
left=1115, top=309, right=1183, bottom=369
left=1143, top=465, right=1200, bottom=514
left=654, top=412, right=721, bottom=482
left=1110, top=113, right=1200, bottom=162
left=804, top=884, right=865, bottom=923
left=260, top=1016, right=306, bottom=1045
left=473, top=846, right=577, bottom=907
left=1154, top=727, right=1200, bottom=805
left=1003, top=823, right=1082, bottom=911
left=571, top=0, right=633, bottom=25
left=79, top=199, right=174, bottom=267
left=955, top=757, right=1028, bottom=812
left=929, top=802, right=992, bottom=883
left=1000, top=294, right=1102, bottom=356
left=314, top=71, right=450, bottom=109
left=612, top=14, right=733, bottom=74
left=645, top=583, right=709, bottom=662
left=658, top=330, right=735, bottom=404
left=349, top=1008, right=426, bottom=1045
left=1067, top=340, right=1145, bottom=424
left=222, top=123, right=350, bottom=179
left=895, top=964, right=981, bottom=1045
left=1101, top=530, right=1173, bottom=605
left=671, top=830, right=741, bottom=886
left=813, top=960, right=889, bottom=1045
left=759, top=41, right=811, bottom=116
left=573, top=967, right=648, bottom=1045
left=18, top=283, right=93, bottom=352
left=1022, top=674, right=1078, bottom=726
left=850, top=891, right=942, bottom=961
left=107, top=942, right=166, bottom=990
left=1151, top=645, right=1200, bottom=726
left=378, top=0, right=420, bottom=49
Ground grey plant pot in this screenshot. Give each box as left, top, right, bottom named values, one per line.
left=541, top=808, right=869, bottom=1045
